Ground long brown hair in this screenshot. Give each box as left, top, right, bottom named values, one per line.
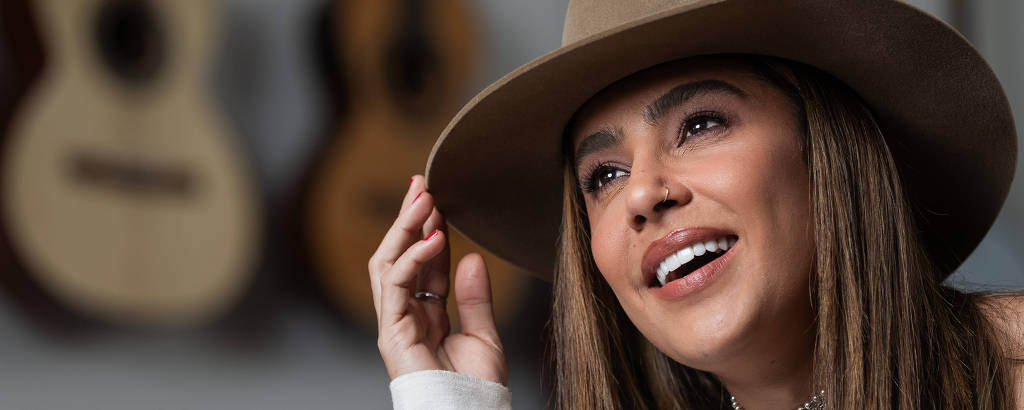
left=551, top=55, right=1019, bottom=409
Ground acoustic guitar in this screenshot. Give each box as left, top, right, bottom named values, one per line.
left=0, top=0, right=261, bottom=327
left=305, top=0, right=531, bottom=330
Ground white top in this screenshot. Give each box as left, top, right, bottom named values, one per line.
left=389, top=370, right=512, bottom=410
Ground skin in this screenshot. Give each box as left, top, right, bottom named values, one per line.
left=368, top=178, right=507, bottom=384
left=370, top=56, right=1022, bottom=408
left=569, top=57, right=816, bottom=408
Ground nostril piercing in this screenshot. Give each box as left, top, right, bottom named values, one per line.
left=663, top=186, right=670, bottom=203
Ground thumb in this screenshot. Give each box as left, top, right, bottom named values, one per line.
left=453, top=253, right=501, bottom=347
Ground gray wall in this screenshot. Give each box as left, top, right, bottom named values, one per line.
left=0, top=1, right=1020, bottom=409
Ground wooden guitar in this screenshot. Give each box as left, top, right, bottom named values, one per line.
left=1, top=0, right=261, bottom=327
left=305, top=0, right=531, bottom=330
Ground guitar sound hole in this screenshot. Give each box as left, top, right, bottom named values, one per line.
left=385, top=0, right=440, bottom=120
left=94, top=0, right=165, bottom=84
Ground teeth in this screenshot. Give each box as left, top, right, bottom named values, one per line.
left=667, top=253, right=680, bottom=269
left=678, top=247, right=694, bottom=265
left=656, top=236, right=736, bottom=286
left=704, top=240, right=718, bottom=252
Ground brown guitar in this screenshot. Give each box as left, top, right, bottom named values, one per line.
left=305, top=0, right=531, bottom=330
left=0, top=0, right=262, bottom=327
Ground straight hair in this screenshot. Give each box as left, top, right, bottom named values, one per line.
left=551, top=55, right=1018, bottom=409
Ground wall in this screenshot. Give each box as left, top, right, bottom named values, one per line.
left=0, top=1, right=1019, bottom=409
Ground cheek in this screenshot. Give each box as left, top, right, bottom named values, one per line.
left=717, top=129, right=809, bottom=232
left=722, top=135, right=813, bottom=286
left=586, top=205, right=633, bottom=284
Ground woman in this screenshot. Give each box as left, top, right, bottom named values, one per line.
left=368, top=0, right=1023, bottom=408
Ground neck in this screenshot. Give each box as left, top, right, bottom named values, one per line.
left=708, top=292, right=817, bottom=410
left=713, top=327, right=816, bottom=410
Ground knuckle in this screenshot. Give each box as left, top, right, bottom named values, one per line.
left=367, top=255, right=379, bottom=273
left=458, top=294, right=490, bottom=308
left=369, top=257, right=389, bottom=277
left=401, top=245, right=425, bottom=266
left=378, top=268, right=393, bottom=287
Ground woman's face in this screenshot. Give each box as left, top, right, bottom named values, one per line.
left=570, top=58, right=815, bottom=372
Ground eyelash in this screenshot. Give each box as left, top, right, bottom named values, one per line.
left=578, top=110, right=728, bottom=194
left=679, top=111, right=727, bottom=145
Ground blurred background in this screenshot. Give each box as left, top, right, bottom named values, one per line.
left=0, top=0, right=1019, bottom=409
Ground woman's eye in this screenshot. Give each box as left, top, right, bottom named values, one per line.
left=596, top=167, right=626, bottom=187
left=584, top=165, right=628, bottom=192
left=682, top=114, right=724, bottom=138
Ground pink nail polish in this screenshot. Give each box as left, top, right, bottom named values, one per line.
left=414, top=192, right=423, bottom=202
left=425, top=230, right=439, bottom=241
left=409, top=177, right=414, bottom=188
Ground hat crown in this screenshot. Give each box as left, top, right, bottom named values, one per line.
left=562, top=0, right=719, bottom=45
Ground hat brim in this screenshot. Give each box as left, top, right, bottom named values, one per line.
left=426, top=0, right=1016, bottom=280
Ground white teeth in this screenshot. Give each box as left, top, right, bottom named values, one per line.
left=704, top=240, right=718, bottom=252
left=678, top=247, right=694, bottom=265
left=655, top=236, right=735, bottom=286
left=667, top=253, right=680, bottom=269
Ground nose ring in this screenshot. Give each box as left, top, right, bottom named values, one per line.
left=663, top=186, right=670, bottom=203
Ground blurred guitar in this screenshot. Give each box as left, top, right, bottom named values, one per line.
left=0, top=0, right=261, bottom=327
left=304, top=0, right=531, bottom=330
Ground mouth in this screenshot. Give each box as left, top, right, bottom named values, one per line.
left=642, top=228, right=739, bottom=288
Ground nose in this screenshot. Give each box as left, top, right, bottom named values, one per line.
left=625, top=169, right=690, bottom=231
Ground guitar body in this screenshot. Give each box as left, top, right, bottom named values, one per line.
left=1, top=0, right=260, bottom=327
left=305, top=0, right=530, bottom=329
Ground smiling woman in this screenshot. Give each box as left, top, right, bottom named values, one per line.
left=555, top=55, right=1020, bottom=409
left=562, top=57, right=818, bottom=407
left=367, top=0, right=1022, bottom=409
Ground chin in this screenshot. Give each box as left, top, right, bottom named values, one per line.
left=637, top=289, right=763, bottom=371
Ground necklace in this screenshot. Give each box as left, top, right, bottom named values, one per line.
left=729, top=390, right=825, bottom=410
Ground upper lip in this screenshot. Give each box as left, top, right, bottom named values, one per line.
left=641, top=227, right=737, bottom=286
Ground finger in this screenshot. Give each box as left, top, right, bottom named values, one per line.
left=400, top=175, right=424, bottom=211
left=380, top=230, right=447, bottom=325
left=374, top=191, right=435, bottom=267
left=418, top=208, right=450, bottom=299
left=418, top=209, right=451, bottom=342
left=369, top=191, right=435, bottom=318
left=454, top=253, right=501, bottom=347
left=369, top=175, right=426, bottom=276
left=369, top=175, right=425, bottom=314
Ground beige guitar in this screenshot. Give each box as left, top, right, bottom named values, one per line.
left=305, top=0, right=531, bottom=330
left=1, top=0, right=261, bottom=327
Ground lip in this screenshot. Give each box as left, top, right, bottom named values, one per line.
left=648, top=243, right=736, bottom=300
left=640, top=227, right=737, bottom=289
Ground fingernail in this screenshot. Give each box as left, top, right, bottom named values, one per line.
left=414, top=192, right=423, bottom=202
left=409, top=177, right=414, bottom=188
left=425, top=230, right=439, bottom=241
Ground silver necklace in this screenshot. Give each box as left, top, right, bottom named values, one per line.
left=729, top=390, right=825, bottom=410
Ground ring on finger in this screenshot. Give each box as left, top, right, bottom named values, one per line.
left=414, top=291, right=447, bottom=303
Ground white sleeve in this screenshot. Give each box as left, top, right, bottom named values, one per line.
left=389, top=370, right=512, bottom=410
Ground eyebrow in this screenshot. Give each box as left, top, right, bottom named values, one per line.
left=573, top=79, right=748, bottom=166
left=642, top=79, right=747, bottom=125
left=573, top=127, right=622, bottom=168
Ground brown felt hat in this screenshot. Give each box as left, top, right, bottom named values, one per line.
left=425, top=0, right=1017, bottom=280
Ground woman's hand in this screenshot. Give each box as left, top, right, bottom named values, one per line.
left=368, top=175, right=508, bottom=385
